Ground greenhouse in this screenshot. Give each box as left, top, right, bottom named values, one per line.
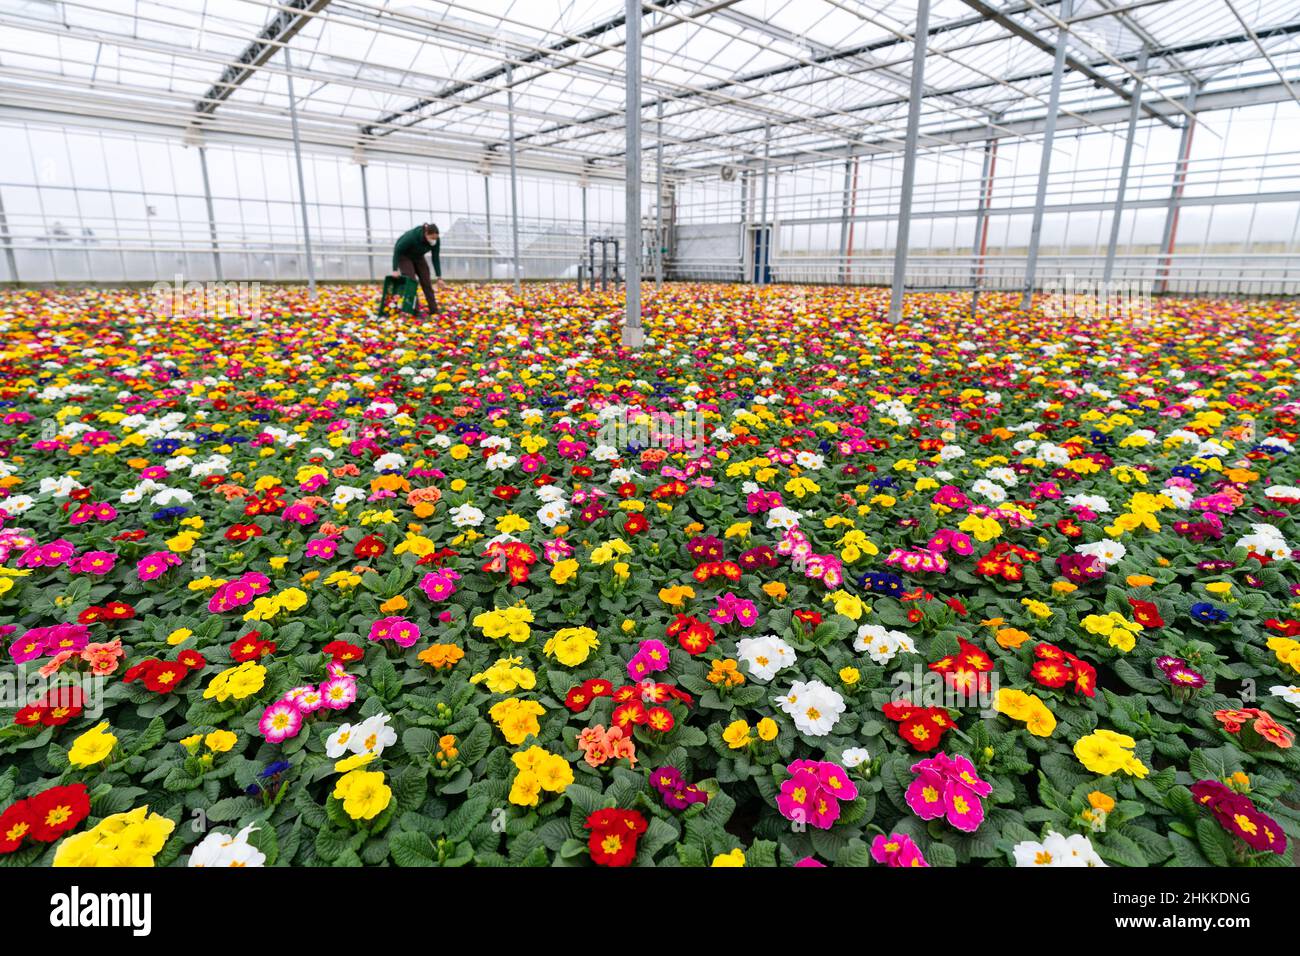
left=0, top=0, right=1297, bottom=883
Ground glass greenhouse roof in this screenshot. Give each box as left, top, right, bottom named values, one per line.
left=0, top=0, right=1295, bottom=177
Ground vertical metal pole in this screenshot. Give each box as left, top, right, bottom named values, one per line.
left=483, top=172, right=493, bottom=280
left=359, top=159, right=373, bottom=279
left=1018, top=0, right=1072, bottom=311
left=622, top=0, right=643, bottom=347
left=759, top=124, right=770, bottom=285
left=197, top=144, right=222, bottom=281
left=283, top=47, right=316, bottom=299
left=506, top=65, right=522, bottom=293
left=0, top=185, right=16, bottom=282
left=655, top=100, right=664, bottom=289
left=1157, top=83, right=1199, bottom=295
left=888, top=0, right=931, bottom=322
left=738, top=169, right=748, bottom=283
left=1104, top=47, right=1147, bottom=287
left=838, top=143, right=853, bottom=284
left=970, top=132, right=998, bottom=315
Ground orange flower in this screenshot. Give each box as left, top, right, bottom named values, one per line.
left=418, top=643, right=465, bottom=670
left=1126, top=574, right=1156, bottom=587
left=379, top=595, right=408, bottom=613
left=995, top=627, right=1030, bottom=649
left=761, top=581, right=788, bottom=600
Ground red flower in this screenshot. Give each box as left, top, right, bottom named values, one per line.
left=492, top=485, right=521, bottom=501
left=77, top=606, right=105, bottom=625
left=667, top=614, right=715, bottom=655
left=585, top=808, right=648, bottom=867
left=1031, top=659, right=1074, bottom=688
left=176, top=649, right=208, bottom=670
left=103, top=601, right=136, bottom=620
left=323, top=640, right=363, bottom=663
left=142, top=661, right=189, bottom=694
left=646, top=707, right=675, bottom=733
left=13, top=706, right=43, bottom=728
left=898, top=714, right=945, bottom=751
left=354, top=534, right=386, bottom=558
left=0, top=801, right=34, bottom=853
left=231, top=631, right=272, bottom=662
left=793, top=609, right=822, bottom=629
left=623, top=513, right=648, bottom=536
left=611, top=700, right=648, bottom=732
left=1128, top=598, right=1164, bottom=628
left=27, top=784, right=90, bottom=842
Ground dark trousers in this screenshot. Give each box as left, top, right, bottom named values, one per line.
left=397, top=255, right=438, bottom=313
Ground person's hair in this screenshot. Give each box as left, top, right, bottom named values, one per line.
left=424, top=223, right=440, bottom=236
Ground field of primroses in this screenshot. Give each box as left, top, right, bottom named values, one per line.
left=0, top=282, right=1298, bottom=869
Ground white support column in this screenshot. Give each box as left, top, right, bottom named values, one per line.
left=283, top=47, right=316, bottom=299
left=506, top=64, right=522, bottom=294
left=887, top=0, right=931, bottom=322
left=1156, top=83, right=1200, bottom=295
left=838, top=142, right=853, bottom=284
left=622, top=0, right=644, bottom=348
left=358, top=156, right=373, bottom=279
left=483, top=170, right=493, bottom=281
left=1018, top=0, right=1073, bottom=311
left=1104, top=47, right=1148, bottom=286
left=759, top=123, right=770, bottom=285
left=655, top=99, right=664, bottom=290
left=197, top=144, right=222, bottom=282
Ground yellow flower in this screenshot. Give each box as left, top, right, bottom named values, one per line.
left=722, top=719, right=753, bottom=749
left=334, top=752, right=378, bottom=773
left=712, top=848, right=746, bottom=867
left=1021, top=598, right=1052, bottom=619
left=166, top=627, right=193, bottom=646
left=68, top=722, right=117, bottom=767
left=1074, top=729, right=1148, bottom=777
left=550, top=558, right=580, bottom=585
left=839, top=666, right=861, bottom=687
left=470, top=656, right=537, bottom=693
left=203, top=661, right=266, bottom=702
left=1205, top=581, right=1232, bottom=596
left=489, top=697, right=546, bottom=745
left=334, top=769, right=392, bottom=820
left=756, top=717, right=779, bottom=741
left=180, top=734, right=202, bottom=754
left=824, top=590, right=867, bottom=621
left=542, top=626, right=600, bottom=667
left=204, top=730, right=237, bottom=753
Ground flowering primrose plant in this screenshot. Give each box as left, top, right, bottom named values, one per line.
left=0, top=283, right=1296, bottom=869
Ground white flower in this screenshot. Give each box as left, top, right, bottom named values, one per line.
left=1013, top=831, right=1106, bottom=867
left=842, top=747, right=871, bottom=768
left=39, top=476, right=83, bottom=498
left=326, top=723, right=356, bottom=758
left=1236, top=523, right=1290, bottom=560
left=775, top=679, right=845, bottom=737
left=351, top=713, right=398, bottom=755
left=1, top=495, right=34, bottom=514
left=1077, top=539, right=1126, bottom=566
left=971, top=478, right=1006, bottom=503
left=188, top=823, right=266, bottom=867
left=608, top=467, right=635, bottom=485
left=795, top=451, right=824, bottom=469
left=592, top=444, right=619, bottom=462
left=735, top=635, right=796, bottom=682
left=765, top=506, right=801, bottom=531
left=536, top=501, right=570, bottom=529
left=150, top=487, right=193, bottom=507
left=450, top=503, right=485, bottom=528
left=854, top=623, right=916, bottom=665
left=485, top=452, right=517, bottom=470
left=373, top=452, right=406, bottom=473
left=937, top=444, right=965, bottom=462
left=1064, top=493, right=1111, bottom=513
left=1269, top=686, right=1300, bottom=708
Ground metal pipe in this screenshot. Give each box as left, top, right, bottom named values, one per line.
left=483, top=171, right=493, bottom=280
left=837, top=142, right=853, bottom=283
left=359, top=157, right=373, bottom=278
left=1104, top=47, right=1147, bottom=286
left=970, top=130, right=998, bottom=314
left=506, top=63, right=522, bottom=293
left=1018, top=0, right=1073, bottom=310
left=655, top=99, right=664, bottom=289
left=1157, top=83, right=1199, bottom=294
left=622, top=0, right=643, bottom=347
left=759, top=122, right=770, bottom=285
left=887, top=0, right=931, bottom=322
left=283, top=46, right=316, bottom=298
left=197, top=144, right=222, bottom=281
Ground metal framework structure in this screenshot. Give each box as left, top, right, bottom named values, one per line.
left=1, top=0, right=1298, bottom=339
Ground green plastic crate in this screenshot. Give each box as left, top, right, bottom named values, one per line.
left=378, top=274, right=419, bottom=316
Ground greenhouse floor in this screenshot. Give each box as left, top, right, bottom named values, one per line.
left=0, top=281, right=1297, bottom=869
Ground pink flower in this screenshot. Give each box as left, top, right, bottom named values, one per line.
left=305, top=537, right=338, bottom=560
left=319, top=674, right=358, bottom=710
left=259, top=700, right=304, bottom=743
left=282, top=501, right=318, bottom=525
left=626, top=639, right=671, bottom=680
left=70, top=550, right=117, bottom=575
left=871, top=833, right=929, bottom=867
left=136, top=550, right=182, bottom=582
left=369, top=615, right=421, bottom=648
left=906, top=752, right=990, bottom=832
left=418, top=569, right=460, bottom=602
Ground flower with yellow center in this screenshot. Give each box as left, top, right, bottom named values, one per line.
left=68, top=722, right=117, bottom=767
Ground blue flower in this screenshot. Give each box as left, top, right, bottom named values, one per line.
left=260, top=760, right=292, bottom=779
left=1191, top=602, right=1229, bottom=623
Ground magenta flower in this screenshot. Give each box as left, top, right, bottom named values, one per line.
left=69, top=550, right=117, bottom=575
left=906, top=752, right=990, bottom=832
left=305, top=537, right=338, bottom=560
left=419, top=569, right=460, bottom=601
left=137, top=550, right=182, bottom=582
left=369, top=616, right=421, bottom=648
left=319, top=674, right=358, bottom=710
left=871, top=833, right=929, bottom=867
